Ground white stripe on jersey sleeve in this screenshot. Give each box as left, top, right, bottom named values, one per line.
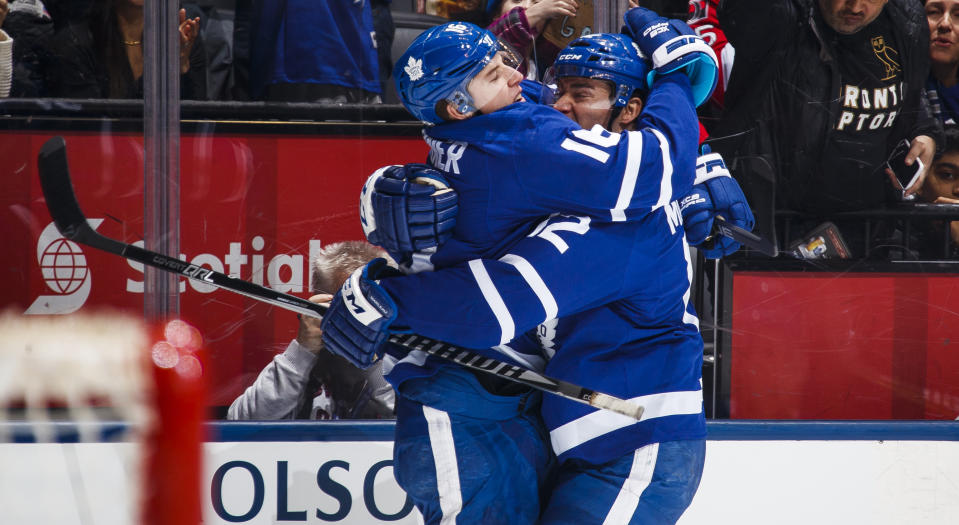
left=423, top=406, right=462, bottom=525
left=561, top=136, right=611, bottom=163
left=549, top=389, right=703, bottom=456
left=499, top=254, right=558, bottom=322
left=469, top=254, right=563, bottom=346
left=650, top=128, right=674, bottom=212
left=611, top=130, right=643, bottom=222
left=469, top=259, right=515, bottom=345
left=602, top=444, right=658, bottom=525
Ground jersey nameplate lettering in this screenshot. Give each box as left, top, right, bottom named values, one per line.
left=424, top=135, right=467, bottom=174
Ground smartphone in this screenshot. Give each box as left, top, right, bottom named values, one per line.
left=885, top=139, right=923, bottom=192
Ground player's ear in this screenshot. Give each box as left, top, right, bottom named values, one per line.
left=617, top=96, right=644, bottom=129
left=434, top=100, right=472, bottom=122
left=445, top=102, right=472, bottom=121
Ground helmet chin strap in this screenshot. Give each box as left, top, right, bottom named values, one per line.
left=606, top=102, right=624, bottom=132
left=447, top=89, right=478, bottom=117
left=605, top=110, right=618, bottom=131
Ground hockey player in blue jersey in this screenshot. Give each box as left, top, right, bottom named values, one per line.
left=321, top=10, right=722, bottom=524
left=544, top=34, right=755, bottom=260
left=358, top=33, right=751, bottom=524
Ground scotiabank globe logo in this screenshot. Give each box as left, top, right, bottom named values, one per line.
left=25, top=220, right=103, bottom=315
left=40, top=238, right=88, bottom=294
left=25, top=220, right=324, bottom=313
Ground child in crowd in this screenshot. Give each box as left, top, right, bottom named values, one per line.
left=918, top=124, right=959, bottom=256
left=926, top=0, right=959, bottom=125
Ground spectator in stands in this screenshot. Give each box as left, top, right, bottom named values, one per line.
left=418, top=0, right=483, bottom=20
left=227, top=241, right=396, bottom=420
left=42, top=0, right=91, bottom=32
left=0, top=0, right=10, bottom=98
left=684, top=0, right=733, bottom=133
left=372, top=0, right=395, bottom=97
left=0, top=0, right=53, bottom=97
left=45, top=0, right=207, bottom=99
left=249, top=0, right=382, bottom=103
left=926, top=0, right=959, bottom=125
left=190, top=1, right=237, bottom=101
left=485, top=0, right=577, bottom=80
left=713, top=0, right=940, bottom=256
left=917, top=124, right=959, bottom=256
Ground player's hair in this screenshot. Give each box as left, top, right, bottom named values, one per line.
left=311, top=241, right=393, bottom=294
left=435, top=99, right=456, bottom=122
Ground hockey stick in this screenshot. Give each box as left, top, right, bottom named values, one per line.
left=712, top=216, right=779, bottom=257
left=37, top=136, right=644, bottom=420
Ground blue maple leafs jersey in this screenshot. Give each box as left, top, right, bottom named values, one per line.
left=250, top=0, right=380, bottom=98
left=383, top=211, right=705, bottom=463
left=376, top=73, right=704, bottom=462
left=412, top=74, right=698, bottom=273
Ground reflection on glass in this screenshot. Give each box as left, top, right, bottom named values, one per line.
left=0, top=1, right=956, bottom=425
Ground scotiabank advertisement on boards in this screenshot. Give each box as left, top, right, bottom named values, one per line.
left=0, top=130, right=427, bottom=406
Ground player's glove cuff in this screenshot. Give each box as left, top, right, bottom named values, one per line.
left=682, top=150, right=755, bottom=258
left=623, top=8, right=718, bottom=107
left=694, top=151, right=731, bottom=185
left=321, top=258, right=402, bottom=369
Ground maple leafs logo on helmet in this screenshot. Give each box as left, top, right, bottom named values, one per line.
left=404, top=57, right=424, bottom=82
left=393, top=22, right=502, bottom=124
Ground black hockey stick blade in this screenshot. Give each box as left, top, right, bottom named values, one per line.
left=38, top=137, right=324, bottom=318
left=36, top=136, right=644, bottom=420
left=712, top=216, right=779, bottom=257
left=38, top=136, right=125, bottom=254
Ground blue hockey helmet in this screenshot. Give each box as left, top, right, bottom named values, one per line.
left=548, top=33, right=650, bottom=107
left=394, top=22, right=517, bottom=124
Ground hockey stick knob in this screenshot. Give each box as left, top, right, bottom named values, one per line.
left=590, top=393, right=645, bottom=420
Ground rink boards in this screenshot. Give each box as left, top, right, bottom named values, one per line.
left=2, top=420, right=958, bottom=525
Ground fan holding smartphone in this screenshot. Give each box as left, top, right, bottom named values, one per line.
left=885, top=138, right=926, bottom=200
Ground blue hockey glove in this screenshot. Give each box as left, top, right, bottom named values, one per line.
left=321, top=258, right=401, bottom=369
left=680, top=148, right=755, bottom=259
left=360, top=164, right=458, bottom=263
left=622, top=7, right=718, bottom=107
